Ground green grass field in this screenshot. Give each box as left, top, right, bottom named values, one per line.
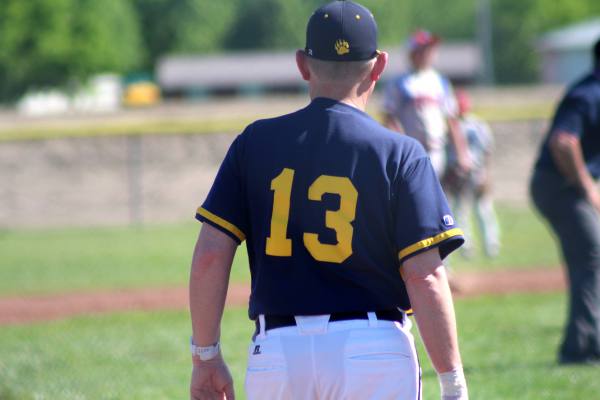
left=0, top=204, right=584, bottom=399
left=1, top=293, right=597, bottom=400
left=449, top=205, right=561, bottom=271
left=0, top=224, right=251, bottom=296
left=0, top=204, right=559, bottom=296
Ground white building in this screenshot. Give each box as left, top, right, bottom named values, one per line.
left=156, top=42, right=481, bottom=96
left=538, top=19, right=600, bottom=85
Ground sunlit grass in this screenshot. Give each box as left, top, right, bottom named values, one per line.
left=0, top=204, right=558, bottom=296
left=0, top=293, right=596, bottom=400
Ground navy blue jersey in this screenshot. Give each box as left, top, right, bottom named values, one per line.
left=196, top=97, right=463, bottom=319
left=535, top=72, right=600, bottom=178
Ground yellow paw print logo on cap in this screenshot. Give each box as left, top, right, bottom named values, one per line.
left=335, top=39, right=350, bottom=56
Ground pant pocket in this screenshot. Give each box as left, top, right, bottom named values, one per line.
left=244, top=337, right=290, bottom=400
left=342, top=327, right=419, bottom=399
left=344, top=326, right=414, bottom=360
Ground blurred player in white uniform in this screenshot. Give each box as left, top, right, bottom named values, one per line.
left=383, top=29, right=471, bottom=177
left=444, top=89, right=500, bottom=258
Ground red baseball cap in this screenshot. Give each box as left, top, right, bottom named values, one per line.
left=407, top=29, right=440, bottom=52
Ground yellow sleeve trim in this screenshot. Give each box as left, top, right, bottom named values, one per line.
left=398, top=228, right=463, bottom=260
left=196, top=207, right=246, bottom=242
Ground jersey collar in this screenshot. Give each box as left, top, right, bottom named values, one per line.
left=309, top=97, right=371, bottom=118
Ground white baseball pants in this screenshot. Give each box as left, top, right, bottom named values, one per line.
left=244, top=313, right=421, bottom=400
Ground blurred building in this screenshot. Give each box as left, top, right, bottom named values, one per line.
left=538, top=18, right=600, bottom=85
left=156, top=42, right=480, bottom=98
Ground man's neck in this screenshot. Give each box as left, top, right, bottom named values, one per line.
left=309, top=87, right=369, bottom=111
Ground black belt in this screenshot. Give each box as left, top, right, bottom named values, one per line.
left=256, top=309, right=405, bottom=332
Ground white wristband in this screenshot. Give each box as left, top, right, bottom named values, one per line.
left=190, top=337, right=220, bottom=361
left=438, top=367, right=468, bottom=399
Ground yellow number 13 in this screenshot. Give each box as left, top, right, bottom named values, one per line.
left=265, top=168, right=358, bottom=263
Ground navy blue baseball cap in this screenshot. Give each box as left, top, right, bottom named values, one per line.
left=305, top=0, right=379, bottom=62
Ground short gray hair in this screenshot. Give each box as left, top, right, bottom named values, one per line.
left=306, top=56, right=375, bottom=84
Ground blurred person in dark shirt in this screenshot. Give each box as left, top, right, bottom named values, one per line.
left=530, top=37, right=600, bottom=365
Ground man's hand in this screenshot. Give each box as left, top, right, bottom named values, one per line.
left=455, top=151, right=473, bottom=175
left=190, top=354, right=235, bottom=400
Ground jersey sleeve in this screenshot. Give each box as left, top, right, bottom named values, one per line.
left=394, top=155, right=464, bottom=263
left=550, top=94, right=588, bottom=137
left=195, top=134, right=249, bottom=244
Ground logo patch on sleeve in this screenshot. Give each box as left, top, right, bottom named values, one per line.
left=253, top=345, right=261, bottom=355
left=443, top=215, right=454, bottom=226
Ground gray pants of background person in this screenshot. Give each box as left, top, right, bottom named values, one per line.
left=530, top=169, right=600, bottom=363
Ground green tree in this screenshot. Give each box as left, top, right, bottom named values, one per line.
left=224, top=0, right=307, bottom=50
left=359, top=0, right=410, bottom=46
left=173, top=1, right=242, bottom=53
left=490, top=0, right=538, bottom=83
left=407, top=0, right=476, bottom=40
left=222, top=0, right=408, bottom=51
left=133, top=0, right=240, bottom=68
left=132, top=0, right=181, bottom=68
left=70, top=0, right=142, bottom=77
left=0, top=0, right=142, bottom=101
left=0, top=0, right=73, bottom=99
left=491, top=0, right=600, bottom=83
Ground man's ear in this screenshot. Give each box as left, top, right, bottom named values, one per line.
left=296, top=50, right=311, bottom=81
left=370, top=51, right=388, bottom=82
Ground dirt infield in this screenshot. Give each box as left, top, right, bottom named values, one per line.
left=0, top=267, right=565, bottom=326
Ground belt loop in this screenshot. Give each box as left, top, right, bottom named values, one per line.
left=367, top=311, right=378, bottom=327
left=258, top=314, right=267, bottom=338
left=398, top=308, right=406, bottom=326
